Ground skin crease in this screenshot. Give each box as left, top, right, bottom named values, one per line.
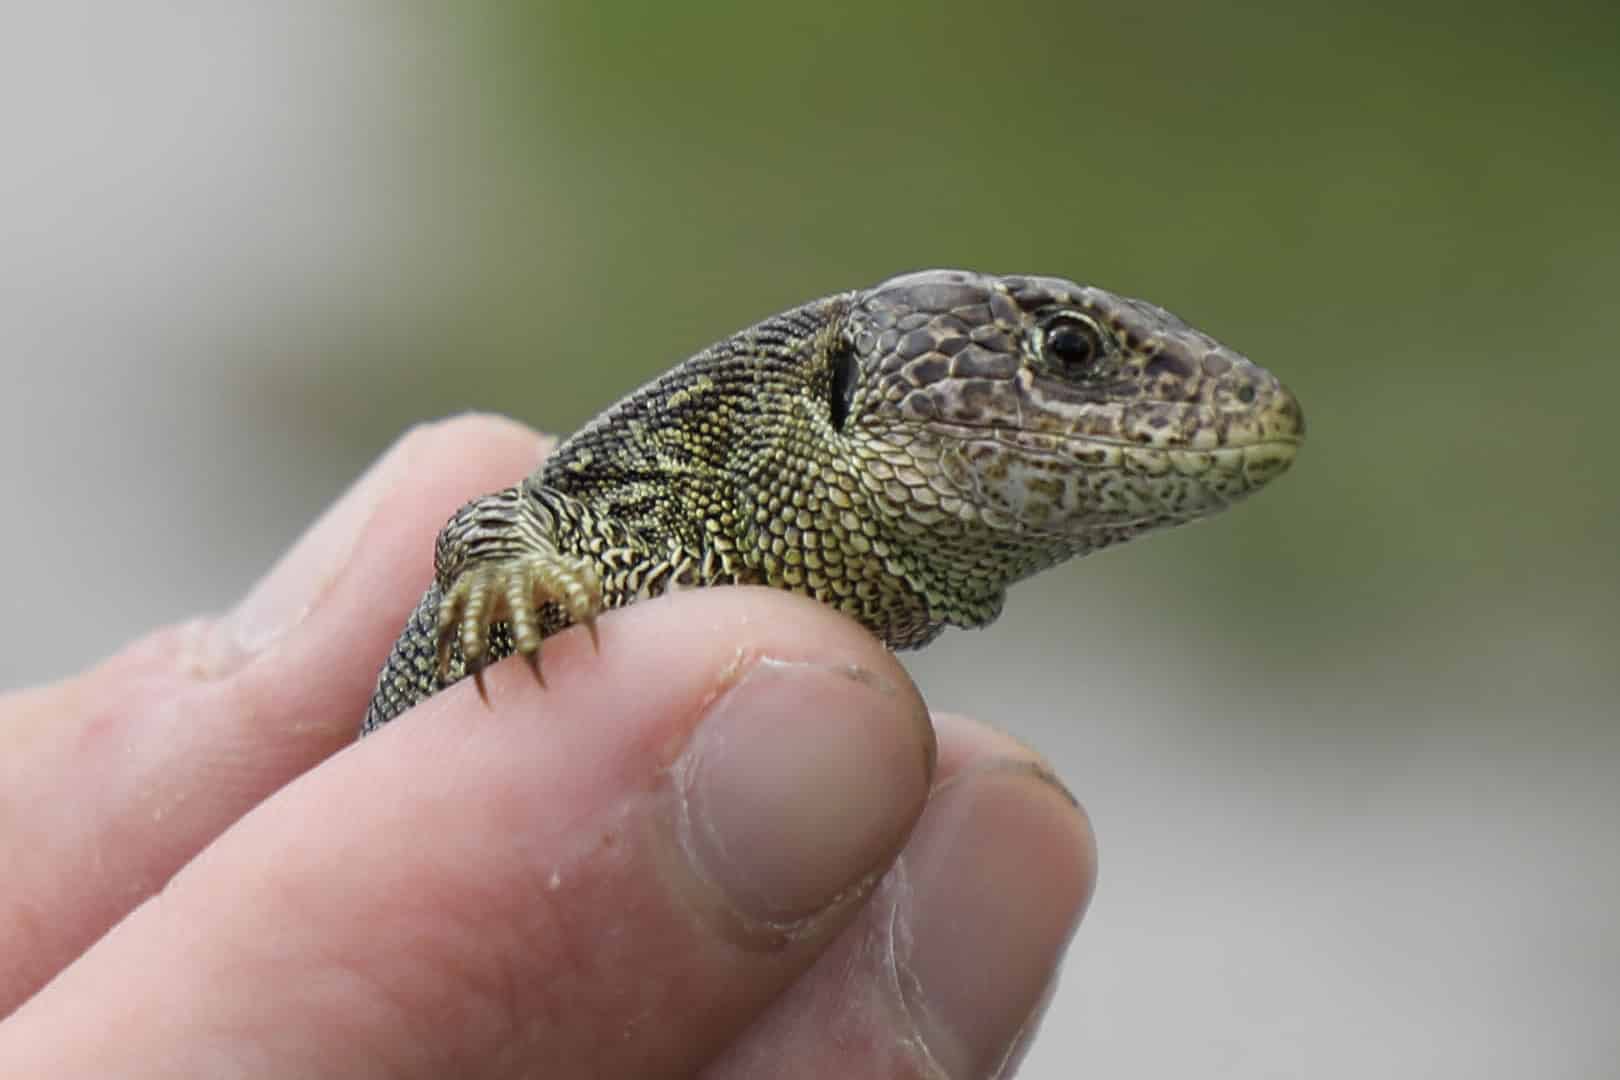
left=0, top=415, right=1094, bottom=1079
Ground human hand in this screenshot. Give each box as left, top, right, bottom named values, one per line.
left=0, top=415, right=1094, bottom=1078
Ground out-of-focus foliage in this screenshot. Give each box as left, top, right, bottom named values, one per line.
left=392, top=2, right=1619, bottom=708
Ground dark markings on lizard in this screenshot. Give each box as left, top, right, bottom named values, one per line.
left=361, top=269, right=1305, bottom=734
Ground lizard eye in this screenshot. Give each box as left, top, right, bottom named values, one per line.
left=828, top=346, right=859, bottom=430
left=1042, top=316, right=1107, bottom=377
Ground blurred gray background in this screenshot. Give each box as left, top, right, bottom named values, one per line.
left=3, top=3, right=1616, bottom=1075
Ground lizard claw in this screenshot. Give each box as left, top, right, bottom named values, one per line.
left=521, top=649, right=545, bottom=689
left=433, top=550, right=603, bottom=694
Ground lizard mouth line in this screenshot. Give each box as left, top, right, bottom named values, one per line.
left=914, top=420, right=1303, bottom=456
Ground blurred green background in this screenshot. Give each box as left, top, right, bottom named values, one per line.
left=4, top=3, right=1616, bottom=1075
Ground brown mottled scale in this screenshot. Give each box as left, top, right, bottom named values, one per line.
left=362, top=270, right=1304, bottom=734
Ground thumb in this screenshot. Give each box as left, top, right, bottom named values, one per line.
left=0, top=588, right=935, bottom=1078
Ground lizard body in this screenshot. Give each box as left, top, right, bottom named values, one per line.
left=362, top=269, right=1304, bottom=734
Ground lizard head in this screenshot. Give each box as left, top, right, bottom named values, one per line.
left=832, top=269, right=1304, bottom=572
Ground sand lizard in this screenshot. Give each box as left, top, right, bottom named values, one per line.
left=362, top=269, right=1304, bottom=734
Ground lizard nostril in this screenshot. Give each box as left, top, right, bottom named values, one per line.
left=1235, top=382, right=1257, bottom=405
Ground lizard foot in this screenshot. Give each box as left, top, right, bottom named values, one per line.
left=433, top=551, right=603, bottom=698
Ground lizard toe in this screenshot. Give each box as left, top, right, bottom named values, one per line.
left=433, top=551, right=606, bottom=692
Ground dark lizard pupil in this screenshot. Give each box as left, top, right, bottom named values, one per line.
left=1046, top=320, right=1103, bottom=374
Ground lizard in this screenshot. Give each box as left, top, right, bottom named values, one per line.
left=361, top=269, right=1304, bottom=735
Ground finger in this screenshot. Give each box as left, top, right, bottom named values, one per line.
left=0, top=414, right=548, bottom=1014
left=0, top=587, right=936, bottom=1079
left=705, top=713, right=1096, bottom=1079
left=929, top=710, right=1060, bottom=782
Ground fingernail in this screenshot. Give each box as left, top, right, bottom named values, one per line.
left=898, top=761, right=1094, bottom=1079
left=678, top=658, right=933, bottom=929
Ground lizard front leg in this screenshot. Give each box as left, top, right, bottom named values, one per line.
left=430, top=484, right=604, bottom=694
left=362, top=481, right=676, bottom=734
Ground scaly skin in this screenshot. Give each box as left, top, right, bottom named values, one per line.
left=362, top=269, right=1305, bottom=734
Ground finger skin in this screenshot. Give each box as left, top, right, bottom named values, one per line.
left=703, top=716, right=1096, bottom=1079
left=0, top=585, right=935, bottom=1079
left=0, top=415, right=547, bottom=1014
left=1, top=413, right=1092, bottom=1078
